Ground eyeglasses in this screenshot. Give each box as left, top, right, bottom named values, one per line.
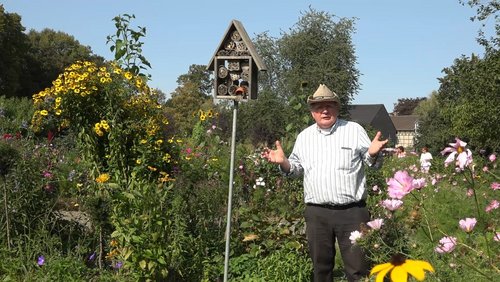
left=310, top=102, right=338, bottom=112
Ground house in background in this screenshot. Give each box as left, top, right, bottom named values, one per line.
left=348, top=104, right=397, bottom=144
left=390, top=115, right=419, bottom=149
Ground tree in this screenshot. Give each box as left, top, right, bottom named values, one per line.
left=253, top=8, right=360, bottom=145
left=164, top=65, right=214, bottom=136
left=415, top=50, right=500, bottom=152
left=237, top=90, right=291, bottom=146
left=438, top=52, right=500, bottom=150
left=23, top=28, right=104, bottom=98
left=393, top=97, right=427, bottom=115
left=413, top=91, right=452, bottom=154
left=176, top=64, right=212, bottom=97
left=253, top=32, right=286, bottom=97
left=459, top=0, right=499, bottom=52
left=0, top=5, right=29, bottom=97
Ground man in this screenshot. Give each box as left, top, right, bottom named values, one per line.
left=262, top=84, right=388, bottom=281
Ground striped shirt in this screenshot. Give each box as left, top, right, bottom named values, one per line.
left=285, top=119, right=382, bottom=205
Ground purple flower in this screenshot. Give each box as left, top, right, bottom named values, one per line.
left=113, top=261, right=123, bottom=269
left=435, top=236, right=457, bottom=254
left=37, top=255, right=45, bottom=266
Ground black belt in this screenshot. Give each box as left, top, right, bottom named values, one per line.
left=306, top=200, right=366, bottom=210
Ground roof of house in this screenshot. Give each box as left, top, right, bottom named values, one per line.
left=390, top=115, right=419, bottom=131
left=348, top=104, right=386, bottom=125
left=348, top=104, right=397, bottom=141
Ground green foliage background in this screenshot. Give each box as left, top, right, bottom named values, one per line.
left=1, top=3, right=499, bottom=281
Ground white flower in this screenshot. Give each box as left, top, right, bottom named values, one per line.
left=255, top=177, right=265, bottom=187
left=349, top=230, right=363, bottom=245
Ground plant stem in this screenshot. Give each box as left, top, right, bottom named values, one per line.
left=99, top=228, right=103, bottom=269
left=3, top=176, right=11, bottom=250
left=469, top=169, right=492, bottom=265
left=410, top=192, right=433, bottom=241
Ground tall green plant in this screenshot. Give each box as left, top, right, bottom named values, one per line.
left=106, top=14, right=151, bottom=79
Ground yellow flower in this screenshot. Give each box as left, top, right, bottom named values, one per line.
left=124, top=72, right=133, bottom=80
left=370, top=254, right=434, bottom=282
left=136, top=159, right=142, bottom=165
left=243, top=234, right=259, bottom=242
left=95, top=173, right=110, bottom=183
left=40, top=110, right=48, bottom=116
left=100, top=120, right=110, bottom=130
left=162, top=153, right=171, bottom=162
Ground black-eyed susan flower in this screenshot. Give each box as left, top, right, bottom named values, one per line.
left=370, top=254, right=434, bottom=282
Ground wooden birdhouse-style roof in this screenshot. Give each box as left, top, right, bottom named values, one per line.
left=207, top=20, right=266, bottom=101
left=207, top=20, right=267, bottom=71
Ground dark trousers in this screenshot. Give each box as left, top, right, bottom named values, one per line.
left=305, top=203, right=370, bottom=282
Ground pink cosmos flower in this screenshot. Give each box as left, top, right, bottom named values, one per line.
left=349, top=230, right=363, bottom=245
left=491, top=182, right=500, bottom=191
left=431, top=178, right=438, bottom=186
left=485, top=200, right=499, bottom=213
left=466, top=189, right=474, bottom=197
left=441, top=137, right=473, bottom=169
left=435, top=236, right=457, bottom=254
left=367, top=218, right=384, bottom=230
left=387, top=170, right=416, bottom=199
left=381, top=199, right=404, bottom=211
left=494, top=232, right=500, bottom=242
left=489, top=154, right=497, bottom=162
left=412, top=178, right=427, bottom=190
left=459, top=218, right=477, bottom=233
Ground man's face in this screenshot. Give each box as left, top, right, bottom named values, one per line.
left=310, top=101, right=339, bottom=129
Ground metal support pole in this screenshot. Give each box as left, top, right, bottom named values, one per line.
left=223, top=100, right=238, bottom=282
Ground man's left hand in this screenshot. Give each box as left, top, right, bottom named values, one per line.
left=368, top=131, right=388, bottom=157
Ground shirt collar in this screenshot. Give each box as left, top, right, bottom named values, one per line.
left=315, top=120, right=339, bottom=135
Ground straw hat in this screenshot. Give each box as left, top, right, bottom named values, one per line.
left=307, top=84, right=340, bottom=105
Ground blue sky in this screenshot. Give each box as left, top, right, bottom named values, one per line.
left=2, top=0, right=489, bottom=112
